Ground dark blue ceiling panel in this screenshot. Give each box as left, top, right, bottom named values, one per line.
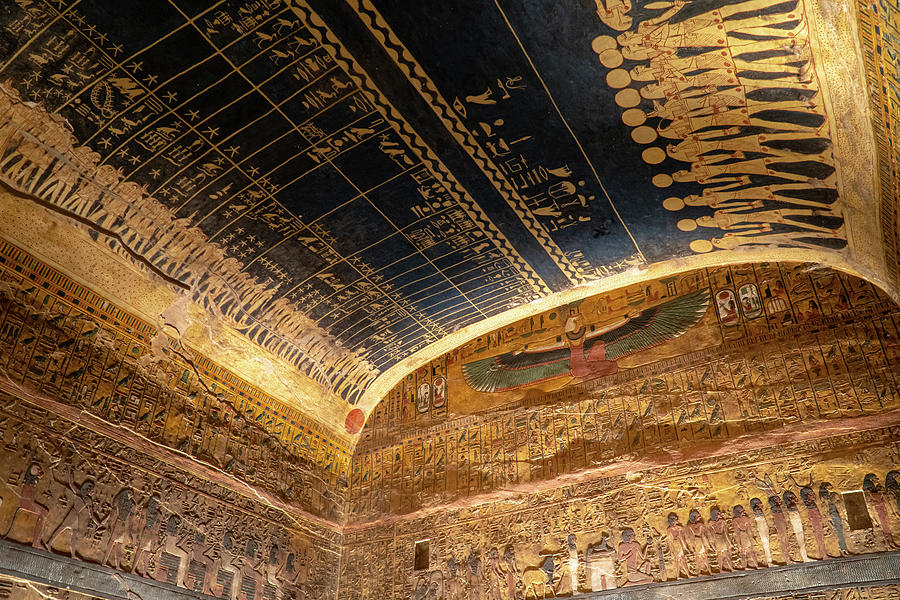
left=0, top=0, right=847, bottom=406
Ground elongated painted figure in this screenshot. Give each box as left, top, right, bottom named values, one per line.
left=783, top=491, right=810, bottom=562
left=732, top=505, right=758, bottom=569
left=750, top=498, right=773, bottom=567
left=820, top=483, right=849, bottom=556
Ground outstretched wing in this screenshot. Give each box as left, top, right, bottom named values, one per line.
left=586, top=289, right=710, bottom=360
left=462, top=289, right=710, bottom=393
left=462, top=346, right=571, bottom=393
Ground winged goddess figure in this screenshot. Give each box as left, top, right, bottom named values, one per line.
left=462, top=289, right=710, bottom=393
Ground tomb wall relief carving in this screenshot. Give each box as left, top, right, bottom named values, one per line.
left=0, top=237, right=348, bottom=523
left=341, top=426, right=900, bottom=600
left=350, top=263, right=900, bottom=519
left=0, top=385, right=341, bottom=600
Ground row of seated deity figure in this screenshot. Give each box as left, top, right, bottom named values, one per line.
left=0, top=460, right=311, bottom=600
left=430, top=471, right=900, bottom=600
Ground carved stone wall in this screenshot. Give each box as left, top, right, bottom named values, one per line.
left=0, top=386, right=340, bottom=600
left=340, top=263, right=900, bottom=599
left=341, top=425, right=900, bottom=600
left=350, top=264, right=900, bottom=519
left=2, top=237, right=900, bottom=600
left=0, top=253, right=898, bottom=600
left=0, top=236, right=348, bottom=522
left=0, top=235, right=346, bottom=599
left=0, top=0, right=898, bottom=595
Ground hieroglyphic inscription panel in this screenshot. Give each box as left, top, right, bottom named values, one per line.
left=0, top=236, right=348, bottom=521
left=351, top=264, right=899, bottom=518
left=342, top=426, right=900, bottom=600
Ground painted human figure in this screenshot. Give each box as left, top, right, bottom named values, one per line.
left=3, top=463, right=49, bottom=548
left=817, top=485, right=848, bottom=560
left=445, top=557, right=461, bottom=600
left=685, top=509, right=711, bottom=575
left=782, top=491, right=810, bottom=562
left=239, top=538, right=263, bottom=600
left=617, top=528, right=653, bottom=585
left=102, top=487, right=135, bottom=569
left=217, top=530, right=241, bottom=600
left=799, top=486, right=828, bottom=559
left=863, top=473, right=896, bottom=548
left=749, top=498, right=773, bottom=567
left=562, top=306, right=638, bottom=379
left=706, top=507, right=733, bottom=572
left=133, top=494, right=163, bottom=577
left=500, top=546, right=518, bottom=600
left=732, top=505, right=758, bottom=569
left=585, top=533, right=617, bottom=590
left=554, top=534, right=579, bottom=595
left=184, top=524, right=223, bottom=596
left=486, top=547, right=503, bottom=600
left=768, top=495, right=794, bottom=564
left=886, top=471, right=900, bottom=520
left=263, top=542, right=281, bottom=590
left=665, top=513, right=690, bottom=579
left=466, top=551, right=483, bottom=600
left=45, top=473, right=98, bottom=558
left=641, top=525, right=665, bottom=577
left=277, top=551, right=305, bottom=600
left=594, top=0, right=633, bottom=31
left=155, top=514, right=190, bottom=588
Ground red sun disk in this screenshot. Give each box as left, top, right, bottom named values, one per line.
left=345, top=408, right=365, bottom=434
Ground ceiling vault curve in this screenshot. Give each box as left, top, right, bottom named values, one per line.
left=0, top=0, right=895, bottom=449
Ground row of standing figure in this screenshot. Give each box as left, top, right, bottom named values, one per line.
left=1, top=463, right=308, bottom=600
left=438, top=471, right=900, bottom=598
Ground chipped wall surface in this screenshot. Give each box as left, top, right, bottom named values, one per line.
left=0, top=236, right=348, bottom=522
left=0, top=244, right=898, bottom=599
left=0, top=237, right=348, bottom=597
left=340, top=263, right=900, bottom=598
left=349, top=263, right=900, bottom=518
left=0, top=0, right=892, bottom=430
left=0, top=386, right=340, bottom=600
left=0, top=0, right=899, bottom=596
left=341, top=425, right=900, bottom=599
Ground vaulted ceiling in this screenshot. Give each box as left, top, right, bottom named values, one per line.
left=0, top=0, right=893, bottom=441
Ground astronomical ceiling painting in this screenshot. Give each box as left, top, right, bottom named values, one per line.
left=0, top=0, right=879, bottom=437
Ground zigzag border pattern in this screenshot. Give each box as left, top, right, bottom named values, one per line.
left=290, top=1, right=557, bottom=295
left=346, top=0, right=587, bottom=285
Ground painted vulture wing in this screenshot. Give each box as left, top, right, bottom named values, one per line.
left=462, top=289, right=710, bottom=393
left=584, top=288, right=711, bottom=360
left=461, top=344, right=572, bottom=394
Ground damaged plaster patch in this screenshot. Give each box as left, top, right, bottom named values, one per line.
left=0, top=84, right=378, bottom=409
left=159, top=293, right=193, bottom=341
left=0, top=273, right=349, bottom=523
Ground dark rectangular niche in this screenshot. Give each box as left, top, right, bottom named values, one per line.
left=842, top=491, right=874, bottom=530
left=414, top=539, right=430, bottom=571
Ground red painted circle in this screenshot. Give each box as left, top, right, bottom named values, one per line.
left=345, top=408, right=365, bottom=434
